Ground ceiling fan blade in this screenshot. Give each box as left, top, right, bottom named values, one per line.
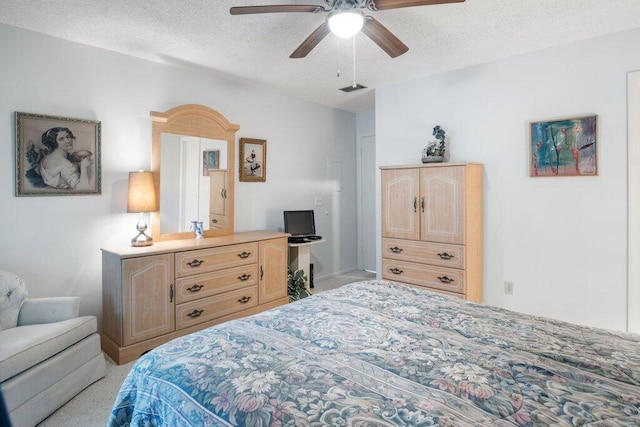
left=290, top=22, right=331, bottom=58
left=370, top=0, right=464, bottom=10
left=230, top=5, right=328, bottom=15
left=361, top=17, right=409, bottom=58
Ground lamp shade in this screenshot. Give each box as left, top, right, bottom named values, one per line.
left=327, top=8, right=365, bottom=38
left=127, top=171, right=157, bottom=213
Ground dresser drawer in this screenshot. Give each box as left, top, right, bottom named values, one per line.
left=382, top=258, right=465, bottom=294
left=382, top=238, right=464, bottom=269
left=175, top=265, right=259, bottom=304
left=176, top=242, right=258, bottom=277
left=176, top=286, right=258, bottom=330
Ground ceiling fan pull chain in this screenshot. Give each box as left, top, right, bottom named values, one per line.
left=352, top=36, right=357, bottom=88
left=336, top=37, right=341, bottom=77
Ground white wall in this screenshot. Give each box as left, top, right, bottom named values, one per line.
left=376, top=28, right=640, bottom=332
left=0, top=24, right=358, bottom=325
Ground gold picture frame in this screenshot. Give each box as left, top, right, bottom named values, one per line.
left=239, top=137, right=266, bottom=182
left=15, top=111, right=101, bottom=196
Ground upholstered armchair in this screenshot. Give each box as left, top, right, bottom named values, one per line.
left=0, top=270, right=105, bottom=427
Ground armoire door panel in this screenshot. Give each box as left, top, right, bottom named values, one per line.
left=420, top=166, right=465, bottom=244
left=381, top=168, right=420, bottom=240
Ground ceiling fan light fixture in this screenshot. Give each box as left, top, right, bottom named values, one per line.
left=327, top=8, right=365, bottom=38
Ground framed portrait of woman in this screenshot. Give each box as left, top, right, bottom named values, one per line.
left=15, top=112, right=101, bottom=196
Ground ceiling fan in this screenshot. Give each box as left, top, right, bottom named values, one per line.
left=230, top=0, right=465, bottom=59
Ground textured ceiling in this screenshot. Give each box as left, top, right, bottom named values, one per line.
left=2, top=0, right=640, bottom=113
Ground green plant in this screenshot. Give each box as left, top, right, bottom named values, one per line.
left=287, top=267, right=311, bottom=302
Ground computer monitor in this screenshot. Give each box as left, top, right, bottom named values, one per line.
left=283, top=210, right=316, bottom=237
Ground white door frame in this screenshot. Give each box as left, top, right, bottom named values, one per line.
left=628, top=70, right=640, bottom=333
left=357, top=132, right=376, bottom=272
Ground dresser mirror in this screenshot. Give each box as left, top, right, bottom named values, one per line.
left=150, top=104, right=239, bottom=241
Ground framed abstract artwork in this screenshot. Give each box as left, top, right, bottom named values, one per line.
left=15, top=112, right=101, bottom=196
left=202, top=150, right=220, bottom=176
left=239, top=137, right=266, bottom=182
left=530, top=115, right=597, bottom=177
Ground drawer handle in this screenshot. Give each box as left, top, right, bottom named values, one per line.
left=169, top=284, right=174, bottom=303
left=421, top=196, right=425, bottom=213
left=437, top=276, right=455, bottom=284
left=238, top=274, right=251, bottom=281
left=389, top=267, right=404, bottom=275
left=186, top=309, right=204, bottom=318
left=413, top=197, right=417, bottom=212
left=438, top=252, right=455, bottom=260
left=238, top=296, right=251, bottom=304
left=390, top=246, right=403, bottom=253
left=238, top=251, right=251, bottom=259
left=212, top=218, right=218, bottom=223
left=187, top=259, right=204, bottom=267
left=187, top=284, right=203, bottom=293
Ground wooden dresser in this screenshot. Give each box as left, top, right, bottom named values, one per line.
left=101, top=230, right=288, bottom=364
left=380, top=163, right=483, bottom=302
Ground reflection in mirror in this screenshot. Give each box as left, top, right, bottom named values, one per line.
left=150, top=104, right=239, bottom=242
left=160, top=135, right=228, bottom=234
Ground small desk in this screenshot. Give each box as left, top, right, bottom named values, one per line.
left=288, top=238, right=326, bottom=290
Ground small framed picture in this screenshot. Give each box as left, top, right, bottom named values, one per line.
left=239, top=137, right=266, bottom=182
left=15, top=112, right=101, bottom=196
left=530, top=114, right=597, bottom=177
left=202, top=150, right=220, bottom=176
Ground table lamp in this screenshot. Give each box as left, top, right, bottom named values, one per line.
left=127, top=170, right=158, bottom=247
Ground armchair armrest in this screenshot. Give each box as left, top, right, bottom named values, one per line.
left=17, top=297, right=80, bottom=326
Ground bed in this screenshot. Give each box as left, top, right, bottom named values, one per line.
left=109, top=280, right=640, bottom=426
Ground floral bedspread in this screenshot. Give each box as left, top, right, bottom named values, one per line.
left=109, top=280, right=640, bottom=426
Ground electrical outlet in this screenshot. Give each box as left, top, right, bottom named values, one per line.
left=504, top=281, right=514, bottom=295
left=315, top=196, right=323, bottom=206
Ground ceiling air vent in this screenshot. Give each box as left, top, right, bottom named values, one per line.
left=339, top=84, right=367, bottom=93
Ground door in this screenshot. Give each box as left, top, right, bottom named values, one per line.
left=123, top=253, right=175, bottom=345
left=259, top=238, right=288, bottom=304
left=381, top=168, right=420, bottom=240
left=419, top=166, right=465, bottom=244
left=360, top=135, right=376, bottom=272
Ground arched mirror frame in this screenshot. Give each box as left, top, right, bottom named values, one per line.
left=150, top=104, right=239, bottom=242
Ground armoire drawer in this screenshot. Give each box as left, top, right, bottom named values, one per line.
left=176, top=286, right=258, bottom=330
left=403, top=283, right=465, bottom=299
left=382, top=258, right=465, bottom=294
left=175, top=265, right=259, bottom=304
left=176, top=242, right=258, bottom=277
left=382, top=238, right=464, bottom=269
left=209, top=213, right=228, bottom=230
